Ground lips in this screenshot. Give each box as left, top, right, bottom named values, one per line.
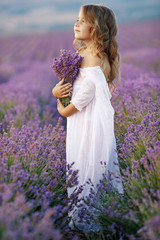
left=74, top=29, right=80, bottom=32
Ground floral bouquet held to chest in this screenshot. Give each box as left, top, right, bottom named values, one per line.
left=51, top=49, right=83, bottom=107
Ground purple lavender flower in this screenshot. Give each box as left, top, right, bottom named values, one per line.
left=51, top=49, right=83, bottom=107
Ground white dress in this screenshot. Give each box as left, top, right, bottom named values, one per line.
left=67, top=66, right=124, bottom=206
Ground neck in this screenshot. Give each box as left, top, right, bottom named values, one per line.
left=83, top=40, right=93, bottom=50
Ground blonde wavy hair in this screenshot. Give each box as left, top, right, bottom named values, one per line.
left=73, top=4, right=121, bottom=92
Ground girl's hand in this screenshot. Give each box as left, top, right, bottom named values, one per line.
left=57, top=99, right=65, bottom=115
left=52, top=79, right=72, bottom=98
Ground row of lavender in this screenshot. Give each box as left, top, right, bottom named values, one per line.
left=0, top=21, right=160, bottom=239
left=0, top=29, right=76, bottom=240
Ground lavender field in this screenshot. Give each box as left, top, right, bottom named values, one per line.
left=0, top=20, right=160, bottom=240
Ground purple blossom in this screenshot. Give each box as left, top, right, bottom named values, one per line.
left=52, top=49, right=83, bottom=84
left=51, top=49, right=83, bottom=106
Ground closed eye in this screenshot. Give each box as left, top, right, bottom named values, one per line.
left=76, top=18, right=86, bottom=24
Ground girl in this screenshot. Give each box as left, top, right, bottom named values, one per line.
left=52, top=4, right=124, bottom=227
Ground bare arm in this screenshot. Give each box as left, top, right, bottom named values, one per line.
left=52, top=79, right=72, bottom=98
left=57, top=99, right=78, bottom=117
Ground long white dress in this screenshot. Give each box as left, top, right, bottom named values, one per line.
left=66, top=66, right=124, bottom=223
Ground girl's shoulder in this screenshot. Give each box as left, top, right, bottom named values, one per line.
left=80, top=51, right=101, bottom=69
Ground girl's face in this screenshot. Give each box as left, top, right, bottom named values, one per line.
left=74, top=8, right=91, bottom=42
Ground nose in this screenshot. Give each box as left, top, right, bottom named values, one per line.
left=75, top=21, right=79, bottom=27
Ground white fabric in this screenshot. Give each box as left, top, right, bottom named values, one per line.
left=67, top=66, right=124, bottom=201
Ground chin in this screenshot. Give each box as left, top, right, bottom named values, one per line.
left=74, top=32, right=80, bottom=37
left=74, top=35, right=81, bottom=40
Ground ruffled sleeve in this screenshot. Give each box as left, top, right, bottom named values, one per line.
left=70, top=76, right=95, bottom=111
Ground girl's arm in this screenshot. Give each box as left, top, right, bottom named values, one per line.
left=57, top=99, right=78, bottom=117
left=52, top=79, right=72, bottom=98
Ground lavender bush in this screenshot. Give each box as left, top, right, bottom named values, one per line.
left=0, top=20, right=160, bottom=239
left=0, top=118, right=83, bottom=240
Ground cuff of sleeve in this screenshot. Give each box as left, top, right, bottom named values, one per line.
left=70, top=100, right=82, bottom=111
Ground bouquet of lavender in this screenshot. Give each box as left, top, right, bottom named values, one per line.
left=51, top=49, right=83, bottom=107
